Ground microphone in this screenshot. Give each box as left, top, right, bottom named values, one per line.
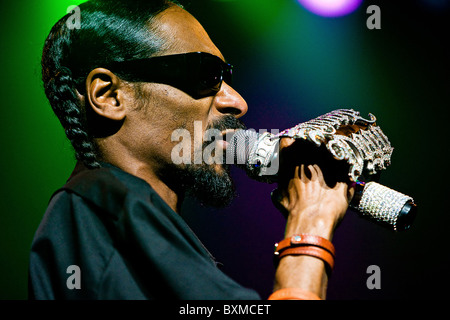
left=226, top=109, right=417, bottom=231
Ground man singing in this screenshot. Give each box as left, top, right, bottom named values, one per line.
left=29, top=0, right=353, bottom=300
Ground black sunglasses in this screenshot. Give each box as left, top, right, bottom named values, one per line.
left=105, top=52, right=233, bottom=99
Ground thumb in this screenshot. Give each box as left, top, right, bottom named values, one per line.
left=271, top=188, right=289, bottom=218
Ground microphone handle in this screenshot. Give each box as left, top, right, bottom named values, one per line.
left=349, top=181, right=417, bottom=231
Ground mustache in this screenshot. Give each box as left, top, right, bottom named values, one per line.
left=207, top=115, right=247, bottom=133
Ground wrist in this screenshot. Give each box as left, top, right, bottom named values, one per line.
left=274, top=234, right=336, bottom=275
left=285, top=209, right=336, bottom=240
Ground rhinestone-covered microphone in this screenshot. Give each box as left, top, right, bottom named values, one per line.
left=226, top=109, right=417, bottom=231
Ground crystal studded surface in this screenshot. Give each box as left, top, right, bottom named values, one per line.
left=358, top=182, right=413, bottom=231
left=273, top=109, right=394, bottom=182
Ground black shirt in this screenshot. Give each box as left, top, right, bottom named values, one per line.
left=28, top=163, right=261, bottom=300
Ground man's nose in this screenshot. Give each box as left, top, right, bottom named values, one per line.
left=213, top=82, right=248, bottom=118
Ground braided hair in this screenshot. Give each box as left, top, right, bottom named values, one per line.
left=42, top=0, right=179, bottom=168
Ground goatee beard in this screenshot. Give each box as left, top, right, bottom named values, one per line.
left=169, top=115, right=246, bottom=208
left=179, top=162, right=235, bottom=208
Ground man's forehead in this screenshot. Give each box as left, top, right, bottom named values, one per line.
left=152, top=5, right=225, bottom=61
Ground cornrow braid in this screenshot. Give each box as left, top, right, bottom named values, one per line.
left=46, top=66, right=101, bottom=168
left=41, top=0, right=180, bottom=169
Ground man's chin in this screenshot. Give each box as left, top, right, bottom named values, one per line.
left=211, top=162, right=229, bottom=175
left=180, top=163, right=236, bottom=208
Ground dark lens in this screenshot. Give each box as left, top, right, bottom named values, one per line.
left=199, top=57, right=223, bottom=92
left=223, top=64, right=233, bottom=86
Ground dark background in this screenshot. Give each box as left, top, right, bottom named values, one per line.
left=1, top=0, right=449, bottom=299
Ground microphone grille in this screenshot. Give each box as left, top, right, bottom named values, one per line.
left=226, top=129, right=259, bottom=166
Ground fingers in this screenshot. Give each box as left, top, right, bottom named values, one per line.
left=294, top=165, right=300, bottom=179
left=287, top=162, right=352, bottom=194
left=312, top=164, right=323, bottom=182
left=347, top=182, right=356, bottom=203
left=335, top=181, right=347, bottom=194
left=299, top=164, right=321, bottom=183
left=334, top=181, right=356, bottom=204
left=299, top=164, right=306, bottom=183
left=279, top=137, right=296, bottom=150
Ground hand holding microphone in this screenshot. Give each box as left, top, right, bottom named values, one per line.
left=272, top=137, right=354, bottom=240
left=226, top=109, right=417, bottom=231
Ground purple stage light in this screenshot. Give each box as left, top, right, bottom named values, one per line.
left=297, top=0, right=363, bottom=17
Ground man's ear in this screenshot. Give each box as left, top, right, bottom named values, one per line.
left=85, top=68, right=126, bottom=121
